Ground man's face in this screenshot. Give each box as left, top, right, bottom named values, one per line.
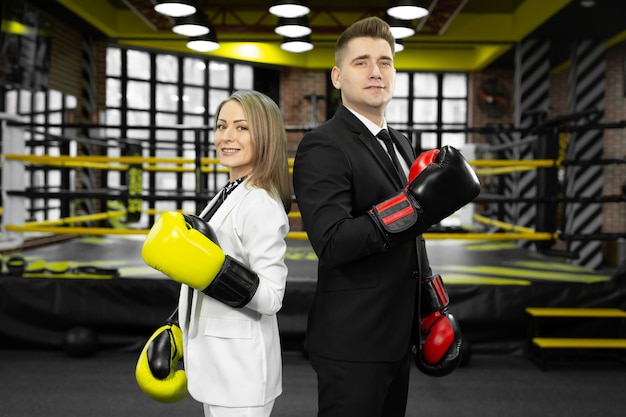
left=331, top=36, right=396, bottom=122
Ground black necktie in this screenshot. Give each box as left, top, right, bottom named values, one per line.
left=377, top=129, right=406, bottom=182
left=201, top=176, right=246, bottom=221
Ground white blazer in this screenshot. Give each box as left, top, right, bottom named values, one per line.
left=178, top=180, right=289, bottom=407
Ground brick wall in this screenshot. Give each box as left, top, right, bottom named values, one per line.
left=603, top=43, right=626, bottom=236
left=28, top=13, right=108, bottom=217
left=549, top=70, right=569, bottom=117
left=47, top=21, right=82, bottom=99
left=547, top=47, right=626, bottom=239
left=279, top=68, right=327, bottom=232
left=279, top=67, right=327, bottom=156
left=47, top=15, right=107, bottom=113
left=468, top=69, right=515, bottom=141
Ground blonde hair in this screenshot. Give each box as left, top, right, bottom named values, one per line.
left=335, top=16, right=395, bottom=66
left=215, top=90, right=292, bottom=213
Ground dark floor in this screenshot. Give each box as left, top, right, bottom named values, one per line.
left=2, top=236, right=625, bottom=416
left=2, top=347, right=625, bottom=417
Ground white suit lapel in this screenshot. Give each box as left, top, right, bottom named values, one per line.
left=204, top=181, right=250, bottom=229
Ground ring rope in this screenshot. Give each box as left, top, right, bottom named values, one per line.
left=472, top=213, right=535, bottom=234
left=7, top=153, right=560, bottom=174
left=473, top=166, right=537, bottom=176
left=10, top=153, right=625, bottom=169
left=4, top=224, right=558, bottom=241
left=5, top=154, right=213, bottom=165
left=4, top=209, right=559, bottom=242
left=8, top=153, right=626, bottom=172
left=4, top=153, right=297, bottom=170
left=4, top=153, right=558, bottom=168
left=469, top=159, right=558, bottom=168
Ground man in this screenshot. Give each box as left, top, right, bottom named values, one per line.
left=292, top=16, right=480, bottom=417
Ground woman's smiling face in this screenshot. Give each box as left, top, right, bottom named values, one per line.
left=214, top=99, right=255, bottom=181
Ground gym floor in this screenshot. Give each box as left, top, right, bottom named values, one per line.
left=3, top=235, right=623, bottom=354
left=2, top=236, right=625, bottom=416
left=2, top=347, right=625, bottom=417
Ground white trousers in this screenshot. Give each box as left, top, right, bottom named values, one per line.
left=203, top=400, right=275, bottom=417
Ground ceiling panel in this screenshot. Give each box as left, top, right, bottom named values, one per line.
left=23, top=0, right=626, bottom=71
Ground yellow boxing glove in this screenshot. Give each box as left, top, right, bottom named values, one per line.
left=142, top=211, right=225, bottom=290
left=142, top=212, right=260, bottom=309
left=135, top=323, right=188, bottom=403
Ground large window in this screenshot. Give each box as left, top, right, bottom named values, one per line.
left=389, top=72, right=468, bottom=152
left=2, top=88, right=77, bottom=222
left=105, top=47, right=254, bottom=224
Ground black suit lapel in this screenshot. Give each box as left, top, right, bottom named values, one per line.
left=388, top=128, right=415, bottom=167
left=334, top=107, right=405, bottom=188
left=335, top=106, right=408, bottom=188
left=360, top=131, right=406, bottom=188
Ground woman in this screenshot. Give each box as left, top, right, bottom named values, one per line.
left=181, top=90, right=291, bottom=417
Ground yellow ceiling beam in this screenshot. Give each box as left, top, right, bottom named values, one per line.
left=57, top=0, right=572, bottom=71
left=57, top=0, right=121, bottom=36
left=117, top=39, right=515, bottom=72
left=422, top=0, right=571, bottom=42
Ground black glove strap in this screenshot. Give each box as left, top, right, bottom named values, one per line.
left=419, top=274, right=449, bottom=317
left=368, top=191, right=428, bottom=248
left=203, top=256, right=259, bottom=308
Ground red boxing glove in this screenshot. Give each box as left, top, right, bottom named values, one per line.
left=408, top=149, right=440, bottom=182
left=413, top=275, right=463, bottom=377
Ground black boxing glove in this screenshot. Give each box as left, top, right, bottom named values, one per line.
left=369, top=146, right=480, bottom=247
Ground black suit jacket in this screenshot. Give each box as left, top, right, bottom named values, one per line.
left=293, top=105, right=432, bottom=362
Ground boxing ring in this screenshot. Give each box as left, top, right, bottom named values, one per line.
left=1, top=114, right=626, bottom=355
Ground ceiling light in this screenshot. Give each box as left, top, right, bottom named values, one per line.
left=269, top=1, right=310, bottom=18
left=385, top=15, right=415, bottom=39
left=154, top=0, right=198, bottom=18
left=187, top=31, right=220, bottom=53
left=274, top=16, right=312, bottom=38
left=387, top=0, right=429, bottom=20
left=281, top=36, right=314, bottom=53
left=172, top=13, right=210, bottom=37
left=394, top=39, right=405, bottom=53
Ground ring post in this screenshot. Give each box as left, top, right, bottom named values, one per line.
left=1, top=113, right=26, bottom=250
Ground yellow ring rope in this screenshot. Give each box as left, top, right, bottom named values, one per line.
left=6, top=153, right=558, bottom=172
left=472, top=213, right=535, bottom=234
left=4, top=224, right=556, bottom=241
left=5, top=210, right=556, bottom=241
left=2, top=153, right=560, bottom=242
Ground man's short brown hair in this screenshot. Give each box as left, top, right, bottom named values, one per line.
left=335, top=16, right=395, bottom=66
